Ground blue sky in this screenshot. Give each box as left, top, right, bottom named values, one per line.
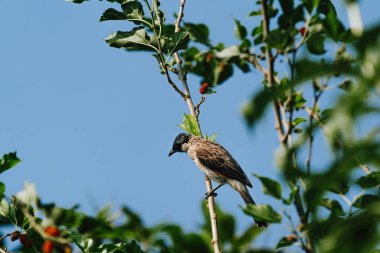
left=0, top=0, right=379, bottom=249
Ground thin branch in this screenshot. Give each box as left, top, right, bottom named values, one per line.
left=173, top=1, right=222, bottom=252
left=259, top=3, right=312, bottom=251
left=143, top=0, right=187, bottom=100
left=21, top=207, right=70, bottom=245
left=260, top=0, right=285, bottom=142
left=303, top=106, right=371, bottom=174
left=306, top=80, right=324, bottom=176
left=283, top=210, right=311, bottom=253
left=195, top=96, right=206, bottom=119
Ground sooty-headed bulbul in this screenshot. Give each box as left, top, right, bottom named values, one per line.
left=169, top=133, right=268, bottom=228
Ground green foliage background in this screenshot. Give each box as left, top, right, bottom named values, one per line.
left=1, top=0, right=380, bottom=252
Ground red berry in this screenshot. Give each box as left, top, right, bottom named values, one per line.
left=63, top=244, right=72, bottom=253
left=199, top=82, right=209, bottom=94
left=45, top=226, right=60, bottom=237
left=42, top=240, right=54, bottom=253
left=10, top=231, right=20, bottom=241
left=19, top=234, right=33, bottom=247
left=299, top=27, right=306, bottom=36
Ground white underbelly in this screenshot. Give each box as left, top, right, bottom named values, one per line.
left=194, top=159, right=225, bottom=184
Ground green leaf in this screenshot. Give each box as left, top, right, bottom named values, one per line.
left=295, top=59, right=354, bottom=84
left=293, top=117, right=307, bottom=127
left=356, top=172, right=380, bottom=189
left=321, top=198, right=344, bottom=216
left=302, top=0, right=321, bottom=13
left=283, top=184, right=298, bottom=205
left=293, top=92, right=307, bottom=109
left=105, top=27, right=158, bottom=51
left=329, top=181, right=349, bottom=195
left=177, top=114, right=201, bottom=136
left=279, top=0, right=294, bottom=14
left=353, top=194, right=380, bottom=208
left=276, top=236, right=297, bottom=249
left=100, top=0, right=145, bottom=24
left=268, top=28, right=289, bottom=50
left=306, top=34, right=326, bottom=55
left=0, top=182, right=4, bottom=202
left=185, top=23, right=210, bottom=46
left=0, top=152, right=21, bottom=174
left=234, top=19, right=247, bottom=40
left=253, top=174, right=282, bottom=199
left=233, top=225, right=262, bottom=250
left=161, top=29, right=190, bottom=55
left=100, top=1, right=147, bottom=26
left=96, top=241, right=145, bottom=253
left=205, top=133, right=218, bottom=141
left=248, top=10, right=262, bottom=17
left=242, top=204, right=282, bottom=223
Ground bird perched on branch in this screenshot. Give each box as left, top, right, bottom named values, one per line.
left=169, top=133, right=268, bottom=228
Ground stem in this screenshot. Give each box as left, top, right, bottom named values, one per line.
left=260, top=0, right=285, bottom=142
left=174, top=1, right=222, bottom=252
left=260, top=2, right=312, bottom=252
left=303, top=105, right=370, bottom=174
left=306, top=80, right=323, bottom=176
left=143, top=0, right=187, bottom=100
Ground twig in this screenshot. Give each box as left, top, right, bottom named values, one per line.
left=260, top=0, right=285, bottom=142
left=173, top=1, right=222, bottom=252
left=281, top=50, right=297, bottom=145
left=21, top=207, right=70, bottom=245
left=306, top=80, right=324, bottom=176
left=143, top=0, right=187, bottom=100
left=283, top=210, right=311, bottom=253
left=303, top=106, right=370, bottom=174
left=195, top=96, right=206, bottom=119
left=259, top=3, right=312, bottom=251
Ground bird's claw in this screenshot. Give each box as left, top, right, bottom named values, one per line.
left=204, top=192, right=217, bottom=199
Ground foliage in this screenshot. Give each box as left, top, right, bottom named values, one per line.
left=2, top=0, right=380, bottom=252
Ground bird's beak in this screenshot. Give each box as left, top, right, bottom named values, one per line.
left=168, top=149, right=175, bottom=157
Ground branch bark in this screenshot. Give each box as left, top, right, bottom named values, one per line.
left=173, top=1, right=222, bottom=252
left=260, top=1, right=312, bottom=252
left=260, top=0, right=285, bottom=142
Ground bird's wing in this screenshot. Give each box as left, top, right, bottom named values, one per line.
left=195, top=140, right=252, bottom=187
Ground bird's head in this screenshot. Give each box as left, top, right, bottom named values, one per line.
left=168, top=133, right=190, bottom=157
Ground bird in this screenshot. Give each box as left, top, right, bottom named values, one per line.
left=168, top=133, right=268, bottom=228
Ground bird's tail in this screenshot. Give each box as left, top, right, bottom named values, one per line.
left=239, top=189, right=268, bottom=228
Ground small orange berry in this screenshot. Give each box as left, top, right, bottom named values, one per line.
left=63, top=244, right=72, bottom=253
left=297, top=223, right=305, bottom=231
left=287, top=234, right=297, bottom=242
left=45, top=226, right=60, bottom=237
left=42, top=240, right=54, bottom=253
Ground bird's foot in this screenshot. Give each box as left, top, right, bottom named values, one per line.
left=204, top=191, right=217, bottom=199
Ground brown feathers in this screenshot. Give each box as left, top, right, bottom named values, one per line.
left=189, top=136, right=252, bottom=188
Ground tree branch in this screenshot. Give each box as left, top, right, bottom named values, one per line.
left=303, top=105, right=370, bottom=174
left=143, top=0, right=187, bottom=100
left=173, top=1, right=222, bottom=252
left=195, top=95, right=206, bottom=119
left=260, top=0, right=285, bottom=142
